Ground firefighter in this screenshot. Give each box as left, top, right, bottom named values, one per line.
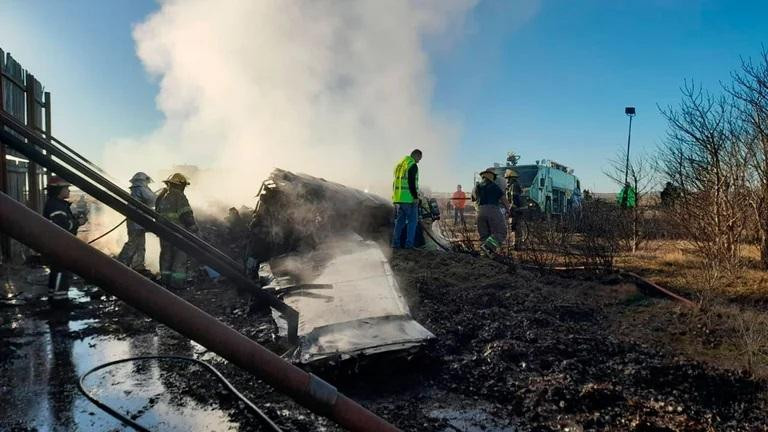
left=391, top=149, right=422, bottom=249
left=155, top=173, right=197, bottom=289
left=472, top=168, right=510, bottom=255
left=43, top=176, right=87, bottom=303
left=117, top=172, right=156, bottom=271
left=504, top=168, right=523, bottom=249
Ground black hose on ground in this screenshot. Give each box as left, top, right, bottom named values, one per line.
left=87, top=218, right=127, bottom=244
left=77, top=355, right=283, bottom=432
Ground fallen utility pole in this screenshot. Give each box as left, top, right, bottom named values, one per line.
left=0, top=109, right=298, bottom=342
left=0, top=191, right=401, bottom=432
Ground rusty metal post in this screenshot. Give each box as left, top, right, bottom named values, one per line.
left=24, top=74, right=39, bottom=211
left=0, top=191, right=401, bottom=432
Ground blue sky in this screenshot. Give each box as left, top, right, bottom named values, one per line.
left=1, top=0, right=767, bottom=192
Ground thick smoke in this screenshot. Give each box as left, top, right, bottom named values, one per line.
left=102, top=0, right=477, bottom=208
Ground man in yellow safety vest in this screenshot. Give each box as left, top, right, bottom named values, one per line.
left=391, top=149, right=422, bottom=249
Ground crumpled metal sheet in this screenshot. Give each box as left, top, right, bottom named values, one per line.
left=261, top=233, right=434, bottom=364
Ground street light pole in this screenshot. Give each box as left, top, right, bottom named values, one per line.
left=624, top=106, right=636, bottom=185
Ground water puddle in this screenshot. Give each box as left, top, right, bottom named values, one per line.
left=69, top=319, right=98, bottom=332
left=1, top=318, right=246, bottom=431
left=79, top=353, right=240, bottom=431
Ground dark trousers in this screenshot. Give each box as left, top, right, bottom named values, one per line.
left=160, top=240, right=188, bottom=289
left=48, top=266, right=72, bottom=300
left=453, top=207, right=465, bottom=224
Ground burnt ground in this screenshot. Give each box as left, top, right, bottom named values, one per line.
left=1, top=250, right=767, bottom=431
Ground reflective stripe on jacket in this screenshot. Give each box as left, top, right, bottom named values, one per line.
left=43, top=197, right=79, bottom=235
left=156, top=188, right=194, bottom=227
left=392, top=156, right=418, bottom=203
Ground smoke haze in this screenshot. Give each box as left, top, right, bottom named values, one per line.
left=102, top=0, right=477, bottom=208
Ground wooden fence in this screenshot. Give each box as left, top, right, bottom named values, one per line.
left=0, top=46, right=53, bottom=261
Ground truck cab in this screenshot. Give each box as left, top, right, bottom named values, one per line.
left=516, top=160, right=581, bottom=216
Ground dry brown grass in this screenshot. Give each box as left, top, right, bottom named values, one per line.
left=616, top=239, right=768, bottom=303
left=609, top=240, right=768, bottom=378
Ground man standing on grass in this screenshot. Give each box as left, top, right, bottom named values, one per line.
left=451, top=184, right=467, bottom=224
left=391, top=149, right=422, bottom=249
left=472, top=168, right=510, bottom=255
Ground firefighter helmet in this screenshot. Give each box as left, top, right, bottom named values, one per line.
left=46, top=176, right=71, bottom=188
left=130, top=172, right=153, bottom=183
left=480, top=168, right=497, bottom=180
left=163, top=173, right=190, bottom=186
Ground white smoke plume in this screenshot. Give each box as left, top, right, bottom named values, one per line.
left=102, top=0, right=477, bottom=208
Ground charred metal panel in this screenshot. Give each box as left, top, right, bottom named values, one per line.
left=262, top=234, right=434, bottom=364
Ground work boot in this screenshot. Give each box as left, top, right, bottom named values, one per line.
left=480, top=236, right=500, bottom=257
left=48, top=291, right=70, bottom=308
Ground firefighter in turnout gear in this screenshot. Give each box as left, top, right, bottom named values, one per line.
left=43, top=176, right=87, bottom=304
left=117, top=172, right=156, bottom=271
left=155, top=173, right=197, bottom=289
left=472, top=168, right=510, bottom=256
left=505, top=168, right=523, bottom=249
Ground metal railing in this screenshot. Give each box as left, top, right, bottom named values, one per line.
left=0, top=108, right=299, bottom=343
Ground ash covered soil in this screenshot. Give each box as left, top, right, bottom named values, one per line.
left=2, top=250, right=767, bottom=431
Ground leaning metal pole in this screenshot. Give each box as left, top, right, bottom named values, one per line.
left=0, top=191, right=400, bottom=432
left=624, top=114, right=633, bottom=186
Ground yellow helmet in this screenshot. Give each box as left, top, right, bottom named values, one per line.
left=163, top=173, right=190, bottom=186
left=504, top=169, right=519, bottom=178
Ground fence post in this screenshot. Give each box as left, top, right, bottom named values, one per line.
left=44, top=91, right=51, bottom=183
left=25, top=73, right=39, bottom=211
left=0, top=50, right=9, bottom=260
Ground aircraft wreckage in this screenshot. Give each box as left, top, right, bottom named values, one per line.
left=246, top=169, right=448, bottom=364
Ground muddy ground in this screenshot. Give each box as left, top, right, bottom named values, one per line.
left=1, top=250, right=767, bottom=431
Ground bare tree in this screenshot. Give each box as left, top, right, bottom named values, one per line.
left=729, top=50, right=768, bottom=268
left=604, top=150, right=658, bottom=252
left=658, top=82, right=750, bottom=272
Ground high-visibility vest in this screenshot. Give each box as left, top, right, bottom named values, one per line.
left=392, top=156, right=418, bottom=203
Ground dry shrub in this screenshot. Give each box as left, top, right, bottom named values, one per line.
left=438, top=219, right=479, bottom=253
left=516, top=200, right=624, bottom=272
left=688, top=265, right=724, bottom=310
left=572, top=200, right=624, bottom=272
left=518, top=217, right=576, bottom=268
left=734, top=309, right=768, bottom=375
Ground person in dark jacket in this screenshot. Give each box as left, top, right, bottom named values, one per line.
left=472, top=168, right=510, bottom=255
left=43, top=176, right=86, bottom=303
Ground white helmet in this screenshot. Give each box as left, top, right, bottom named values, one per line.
left=130, top=172, right=153, bottom=184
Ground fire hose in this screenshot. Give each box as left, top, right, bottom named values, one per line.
left=87, top=218, right=127, bottom=244
left=78, top=356, right=283, bottom=432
